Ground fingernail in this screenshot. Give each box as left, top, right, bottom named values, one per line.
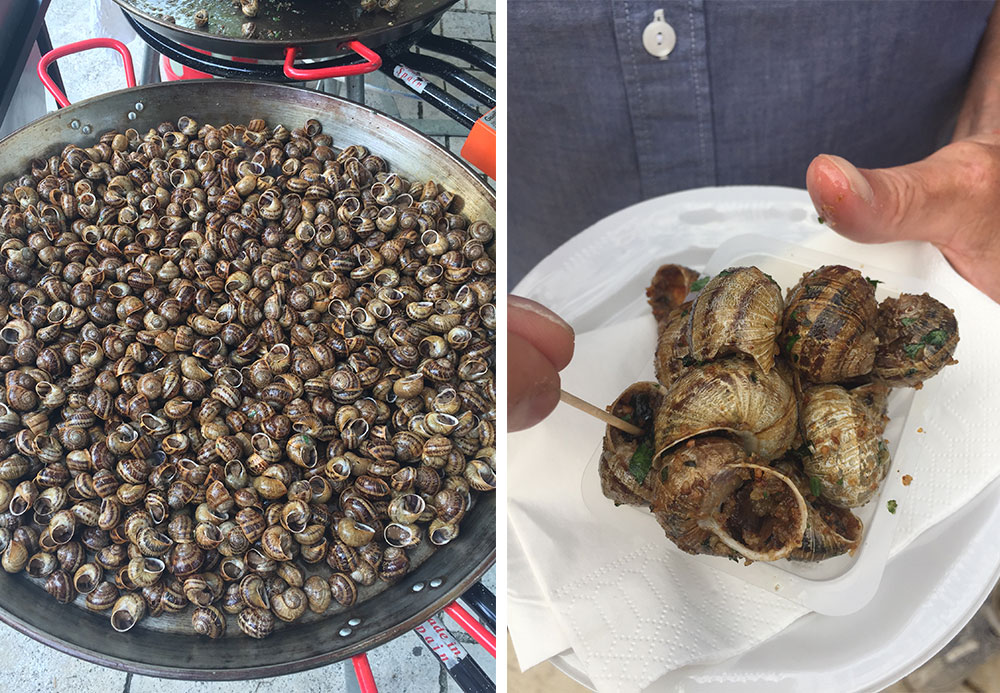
left=823, top=154, right=874, bottom=205
left=508, top=295, right=574, bottom=333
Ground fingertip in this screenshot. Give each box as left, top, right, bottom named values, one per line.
left=508, top=295, right=575, bottom=371
left=508, top=332, right=562, bottom=432
left=806, top=154, right=882, bottom=243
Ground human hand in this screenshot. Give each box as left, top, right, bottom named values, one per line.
left=508, top=296, right=575, bottom=431
left=805, top=134, right=1000, bottom=304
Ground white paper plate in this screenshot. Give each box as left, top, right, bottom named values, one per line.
left=514, top=186, right=1000, bottom=691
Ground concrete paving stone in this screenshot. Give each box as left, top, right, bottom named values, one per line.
left=0, top=623, right=128, bottom=693
left=130, top=662, right=348, bottom=693
left=465, top=0, right=495, bottom=12
left=391, top=93, right=422, bottom=121
left=368, top=630, right=454, bottom=692
left=447, top=136, right=467, bottom=156
left=439, top=11, right=494, bottom=42
left=470, top=40, right=497, bottom=57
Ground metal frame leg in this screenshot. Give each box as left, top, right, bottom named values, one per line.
left=345, top=74, right=365, bottom=105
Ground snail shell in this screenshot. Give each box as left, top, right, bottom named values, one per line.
left=653, top=358, right=796, bottom=461
left=598, top=383, right=664, bottom=506
left=772, top=459, right=863, bottom=562
left=646, top=263, right=700, bottom=324
left=237, top=606, right=274, bottom=639
left=192, top=605, right=227, bottom=639
left=686, top=267, right=783, bottom=372
left=271, top=586, right=307, bottom=622
left=872, top=293, right=959, bottom=387
left=799, top=384, right=890, bottom=508
left=328, top=572, right=357, bottom=606
left=650, top=436, right=808, bottom=562
left=110, top=592, right=146, bottom=632
left=85, top=581, right=119, bottom=611
left=781, top=265, right=878, bottom=383
left=303, top=574, right=332, bottom=614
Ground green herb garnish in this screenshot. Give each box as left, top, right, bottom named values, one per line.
left=904, top=343, right=924, bottom=359
left=901, top=317, right=917, bottom=327
left=921, top=329, right=948, bottom=346
left=887, top=499, right=898, bottom=514
left=817, top=216, right=825, bottom=225
left=809, top=476, right=822, bottom=497
left=905, top=368, right=918, bottom=377
left=690, top=276, right=710, bottom=292
left=628, top=439, right=654, bottom=484
left=866, top=277, right=882, bottom=288
left=717, top=269, right=734, bottom=278
left=785, top=334, right=801, bottom=353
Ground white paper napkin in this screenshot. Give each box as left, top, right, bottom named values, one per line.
left=508, top=234, right=1000, bottom=692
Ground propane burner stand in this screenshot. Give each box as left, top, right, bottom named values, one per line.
left=124, top=13, right=495, bottom=129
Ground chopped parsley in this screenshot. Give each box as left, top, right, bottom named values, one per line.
left=817, top=216, right=826, bottom=225
left=785, top=334, right=801, bottom=353
left=690, top=276, right=710, bottom=292
left=681, top=355, right=704, bottom=367
left=921, top=329, right=948, bottom=346
left=903, top=343, right=924, bottom=359
left=905, top=368, right=918, bottom=377
left=866, top=277, right=882, bottom=288
left=900, top=317, right=917, bottom=327
left=809, top=476, right=822, bottom=497
left=717, top=269, right=734, bottom=278
left=887, top=499, right=898, bottom=514
left=628, top=439, right=654, bottom=484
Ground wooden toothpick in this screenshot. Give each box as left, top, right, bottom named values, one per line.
left=560, top=389, right=644, bottom=436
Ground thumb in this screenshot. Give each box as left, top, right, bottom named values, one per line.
left=805, top=153, right=951, bottom=246
left=806, top=140, right=1000, bottom=303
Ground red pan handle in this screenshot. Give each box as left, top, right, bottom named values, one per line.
left=351, top=653, right=378, bottom=693
left=444, top=602, right=497, bottom=658
left=38, top=38, right=137, bottom=108
left=283, top=41, right=382, bottom=80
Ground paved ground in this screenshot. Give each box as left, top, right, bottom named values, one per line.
left=2, top=0, right=497, bottom=691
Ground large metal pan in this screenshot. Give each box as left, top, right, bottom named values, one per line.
left=112, top=0, right=460, bottom=60
left=0, top=80, right=495, bottom=679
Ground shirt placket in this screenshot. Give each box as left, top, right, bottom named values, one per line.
left=612, top=0, right=716, bottom=197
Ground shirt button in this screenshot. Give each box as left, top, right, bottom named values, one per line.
left=642, top=9, right=676, bottom=59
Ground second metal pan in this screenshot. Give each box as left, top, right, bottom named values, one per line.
left=112, top=0, right=459, bottom=60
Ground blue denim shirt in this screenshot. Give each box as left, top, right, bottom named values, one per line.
left=509, top=1, right=994, bottom=283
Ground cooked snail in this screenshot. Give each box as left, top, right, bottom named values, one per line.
left=603, top=261, right=957, bottom=564
left=686, top=267, right=784, bottom=372
left=781, top=265, right=878, bottom=383
left=654, top=358, right=797, bottom=461
left=873, top=293, right=959, bottom=387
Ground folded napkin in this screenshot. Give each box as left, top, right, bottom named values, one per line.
left=508, top=233, right=1000, bottom=692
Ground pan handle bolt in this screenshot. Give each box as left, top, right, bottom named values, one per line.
left=128, top=112, right=137, bottom=120
left=339, top=627, right=352, bottom=637
left=429, top=578, right=443, bottom=588
left=81, top=124, right=92, bottom=134
left=134, top=102, right=144, bottom=111
left=411, top=582, right=425, bottom=592
left=348, top=618, right=362, bottom=626
left=69, top=120, right=80, bottom=129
